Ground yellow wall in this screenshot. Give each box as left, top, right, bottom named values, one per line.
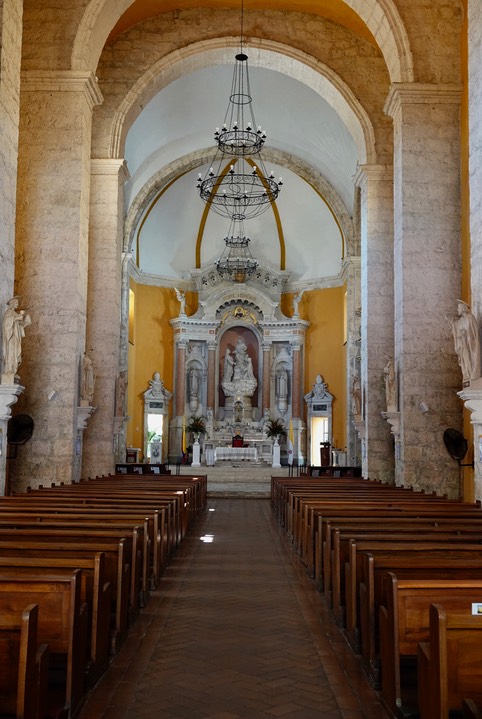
left=126, top=280, right=197, bottom=454
left=283, top=286, right=346, bottom=449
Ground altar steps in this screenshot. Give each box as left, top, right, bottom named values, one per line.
left=176, top=463, right=292, bottom=497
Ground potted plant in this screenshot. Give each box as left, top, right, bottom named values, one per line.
left=186, top=415, right=207, bottom=442
left=264, top=416, right=287, bottom=444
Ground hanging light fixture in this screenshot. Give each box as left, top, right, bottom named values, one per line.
left=197, top=0, right=282, bottom=220
left=215, top=216, right=258, bottom=283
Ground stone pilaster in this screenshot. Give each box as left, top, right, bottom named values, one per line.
left=175, top=339, right=188, bottom=418
left=354, top=164, right=395, bottom=483
left=82, top=159, right=129, bottom=480
left=341, top=256, right=361, bottom=466
left=262, top=342, right=272, bottom=412
left=206, top=342, right=217, bottom=411
left=291, top=342, right=302, bottom=420
left=458, top=384, right=482, bottom=501
left=12, top=70, right=102, bottom=491
left=385, top=83, right=462, bottom=496
left=0, top=0, right=22, bottom=314
left=0, top=383, right=24, bottom=495
left=468, top=0, right=482, bottom=322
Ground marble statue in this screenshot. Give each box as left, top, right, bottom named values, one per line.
left=148, top=371, right=164, bottom=398
left=233, top=338, right=255, bottom=382
left=115, top=370, right=127, bottom=416
left=2, top=296, right=31, bottom=376
left=351, top=375, right=362, bottom=417
left=276, top=367, right=288, bottom=399
left=174, top=288, right=186, bottom=315
left=81, top=352, right=95, bottom=405
left=383, top=357, right=397, bottom=411
left=449, top=300, right=481, bottom=384
left=223, top=348, right=234, bottom=383
left=292, top=290, right=304, bottom=318
left=189, top=367, right=199, bottom=398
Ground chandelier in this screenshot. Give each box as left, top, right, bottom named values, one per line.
left=196, top=3, right=282, bottom=221
left=216, top=217, right=258, bottom=283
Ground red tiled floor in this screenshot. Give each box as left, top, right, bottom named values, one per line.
left=78, top=498, right=389, bottom=718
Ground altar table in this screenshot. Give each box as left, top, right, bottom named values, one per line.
left=214, top=446, right=258, bottom=462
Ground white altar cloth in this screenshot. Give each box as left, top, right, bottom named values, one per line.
left=214, top=446, right=258, bottom=462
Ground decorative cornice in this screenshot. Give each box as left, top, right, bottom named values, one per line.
left=384, top=83, right=462, bottom=119
left=91, top=159, right=130, bottom=181
left=353, top=163, right=393, bottom=189
left=21, top=70, right=103, bottom=108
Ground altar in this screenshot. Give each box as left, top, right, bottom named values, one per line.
left=214, top=446, right=258, bottom=463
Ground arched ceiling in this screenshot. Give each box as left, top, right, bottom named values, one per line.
left=107, top=0, right=378, bottom=46
left=125, top=61, right=358, bottom=283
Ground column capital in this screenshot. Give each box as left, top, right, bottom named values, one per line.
left=207, top=342, right=217, bottom=352
left=91, top=159, right=130, bottom=182
left=21, top=70, right=103, bottom=108
left=0, top=384, right=25, bottom=421
left=384, top=82, right=462, bottom=119
left=353, top=163, right=393, bottom=189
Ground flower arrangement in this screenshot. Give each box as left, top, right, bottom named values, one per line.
left=185, top=415, right=207, bottom=435
left=264, top=416, right=287, bottom=438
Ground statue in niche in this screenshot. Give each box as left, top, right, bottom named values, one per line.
left=223, top=348, right=234, bottom=383
left=174, top=288, right=186, bottom=316
left=383, top=357, right=397, bottom=411
left=276, top=367, right=288, bottom=399
left=189, top=366, right=200, bottom=399
left=448, top=300, right=481, bottom=384
left=81, top=352, right=95, bottom=405
left=351, top=375, right=362, bottom=417
left=2, top=296, right=31, bottom=377
left=233, top=338, right=255, bottom=382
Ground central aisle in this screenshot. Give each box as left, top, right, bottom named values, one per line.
left=79, top=499, right=388, bottom=718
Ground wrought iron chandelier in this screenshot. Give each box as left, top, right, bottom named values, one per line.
left=215, top=217, right=258, bottom=283
left=197, top=1, right=282, bottom=221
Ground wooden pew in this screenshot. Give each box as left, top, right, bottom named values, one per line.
left=418, top=603, right=482, bottom=719
left=0, top=553, right=110, bottom=685
left=463, top=699, right=482, bottom=719
left=0, top=603, right=48, bottom=719
left=0, top=530, right=133, bottom=652
left=379, top=575, right=482, bottom=718
left=0, top=570, right=88, bottom=719
left=351, top=548, right=482, bottom=684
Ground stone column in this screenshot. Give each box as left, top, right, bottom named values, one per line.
left=354, top=164, right=395, bottom=483
left=0, top=384, right=24, bottom=495
left=291, top=342, right=302, bottom=419
left=385, top=83, right=462, bottom=497
left=342, top=257, right=362, bottom=466
left=81, top=159, right=129, bottom=479
left=458, top=385, right=482, bottom=501
left=175, top=339, right=188, bottom=418
left=206, top=342, right=217, bottom=411
left=0, top=0, right=22, bottom=313
left=262, top=342, right=272, bottom=412
left=12, top=71, right=102, bottom=491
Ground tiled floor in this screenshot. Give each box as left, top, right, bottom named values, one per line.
left=78, top=498, right=389, bottom=719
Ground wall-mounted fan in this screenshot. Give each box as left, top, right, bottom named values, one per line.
left=443, top=428, right=473, bottom=467
left=7, top=414, right=34, bottom=459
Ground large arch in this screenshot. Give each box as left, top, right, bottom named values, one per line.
left=106, top=39, right=377, bottom=165
left=72, top=0, right=414, bottom=83
left=123, top=146, right=355, bottom=263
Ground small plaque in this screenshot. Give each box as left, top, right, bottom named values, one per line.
left=472, top=603, right=482, bottom=615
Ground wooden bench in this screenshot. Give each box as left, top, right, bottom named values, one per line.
left=0, top=603, right=49, bottom=719
left=379, top=575, right=482, bottom=717
left=463, top=699, right=482, bottom=719
left=0, top=570, right=88, bottom=719
left=418, top=603, right=482, bottom=719
left=0, top=553, right=110, bottom=685
left=350, top=548, right=482, bottom=684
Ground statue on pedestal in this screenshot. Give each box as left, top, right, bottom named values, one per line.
left=383, top=357, right=397, bottom=411
left=351, top=375, right=362, bottom=417
left=221, top=338, right=257, bottom=421
left=2, top=297, right=31, bottom=378
left=448, top=300, right=481, bottom=384
left=81, top=352, right=95, bottom=405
